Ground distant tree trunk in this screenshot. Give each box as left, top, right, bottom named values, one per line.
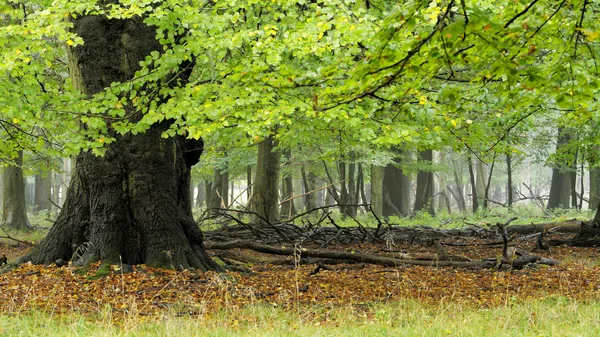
left=323, top=161, right=342, bottom=208
left=483, top=153, right=496, bottom=209
left=246, top=165, right=252, bottom=202
left=436, top=150, right=448, bottom=213
left=382, top=149, right=411, bottom=216
left=467, top=154, right=479, bottom=212
left=370, top=165, right=384, bottom=217
left=205, top=180, right=213, bottom=209
left=222, top=169, right=229, bottom=208
left=301, top=166, right=318, bottom=211
left=451, top=158, right=467, bottom=212
left=34, top=173, right=53, bottom=212
left=357, top=163, right=367, bottom=213
left=547, top=128, right=572, bottom=209
left=53, top=170, right=63, bottom=207
left=280, top=152, right=296, bottom=219
left=570, top=152, right=578, bottom=210
left=579, top=159, right=584, bottom=210
left=251, top=136, right=281, bottom=224
left=2, top=151, right=32, bottom=230
left=506, top=153, right=513, bottom=207
left=208, top=168, right=228, bottom=210
left=335, top=161, right=357, bottom=216
left=414, top=149, right=435, bottom=215
left=476, top=159, right=486, bottom=210
left=195, top=182, right=205, bottom=208
left=590, top=167, right=600, bottom=211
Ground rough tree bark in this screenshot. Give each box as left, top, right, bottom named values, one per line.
left=2, top=151, right=32, bottom=230
left=24, top=15, right=220, bottom=271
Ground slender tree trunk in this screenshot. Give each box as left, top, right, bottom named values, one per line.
left=414, top=149, right=435, bottom=215
left=451, top=157, right=467, bottom=212
left=2, top=151, right=32, bottom=230
left=221, top=169, right=229, bottom=208
left=436, top=150, right=448, bottom=213
left=301, top=166, right=318, bottom=211
left=205, top=180, right=213, bottom=209
left=251, top=136, right=281, bottom=225
left=25, top=14, right=220, bottom=271
left=476, top=159, right=486, bottom=210
left=323, top=161, right=342, bottom=207
left=195, top=182, right=205, bottom=209
left=467, top=154, right=479, bottom=212
left=570, top=152, right=578, bottom=210
left=590, top=166, right=600, bottom=211
left=246, top=165, right=252, bottom=202
left=579, top=159, right=584, bottom=210
left=483, top=153, right=496, bottom=209
left=357, top=163, right=367, bottom=213
left=280, top=154, right=296, bottom=219
left=208, top=168, right=225, bottom=210
left=506, top=154, right=513, bottom=208
left=370, top=165, right=383, bottom=217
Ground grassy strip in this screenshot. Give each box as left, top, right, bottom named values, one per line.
left=1, top=297, right=597, bottom=336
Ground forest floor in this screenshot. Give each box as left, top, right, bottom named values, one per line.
left=1, top=226, right=600, bottom=321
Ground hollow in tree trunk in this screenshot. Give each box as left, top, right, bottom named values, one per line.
left=24, top=14, right=220, bottom=271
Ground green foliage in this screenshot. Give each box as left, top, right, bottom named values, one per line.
left=1, top=0, right=599, bottom=197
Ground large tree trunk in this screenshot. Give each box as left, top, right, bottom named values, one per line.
left=25, top=15, right=220, bottom=271
left=2, top=151, right=32, bottom=230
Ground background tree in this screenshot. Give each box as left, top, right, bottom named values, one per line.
left=2, top=151, right=31, bottom=230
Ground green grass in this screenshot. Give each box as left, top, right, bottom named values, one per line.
left=1, top=298, right=599, bottom=336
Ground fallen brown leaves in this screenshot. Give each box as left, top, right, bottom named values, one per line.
left=1, top=241, right=600, bottom=318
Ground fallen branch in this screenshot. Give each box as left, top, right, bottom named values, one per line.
left=205, top=240, right=498, bottom=269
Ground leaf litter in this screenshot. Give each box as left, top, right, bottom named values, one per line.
left=1, top=237, right=600, bottom=319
